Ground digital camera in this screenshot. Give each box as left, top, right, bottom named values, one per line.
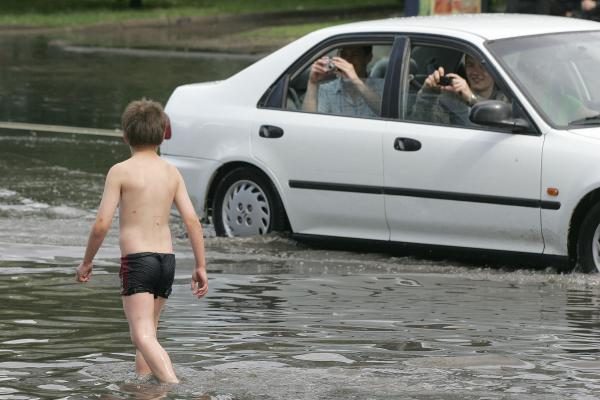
left=326, top=57, right=336, bottom=72
left=438, top=76, right=454, bottom=86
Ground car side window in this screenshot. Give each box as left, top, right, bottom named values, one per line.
left=286, top=43, right=392, bottom=119
left=402, top=44, right=515, bottom=130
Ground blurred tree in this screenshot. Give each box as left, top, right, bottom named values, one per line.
left=130, top=0, right=142, bottom=8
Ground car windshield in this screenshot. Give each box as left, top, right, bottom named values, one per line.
left=488, top=31, right=600, bottom=129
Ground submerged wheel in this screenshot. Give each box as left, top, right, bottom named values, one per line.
left=576, top=202, right=600, bottom=273
left=212, top=168, right=286, bottom=237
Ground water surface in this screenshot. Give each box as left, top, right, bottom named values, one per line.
left=2, top=255, right=600, bottom=399
left=0, top=35, right=253, bottom=129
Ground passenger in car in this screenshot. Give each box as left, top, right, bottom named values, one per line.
left=302, top=45, right=384, bottom=118
left=412, top=54, right=508, bottom=126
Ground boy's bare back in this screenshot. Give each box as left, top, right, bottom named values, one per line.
left=112, top=152, right=179, bottom=255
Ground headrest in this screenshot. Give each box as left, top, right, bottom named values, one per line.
left=409, top=58, right=418, bottom=75
left=369, top=57, right=389, bottom=78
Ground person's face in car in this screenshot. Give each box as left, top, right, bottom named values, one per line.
left=465, top=56, right=494, bottom=94
left=339, top=47, right=372, bottom=77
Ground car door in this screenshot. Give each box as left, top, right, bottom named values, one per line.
left=382, top=40, right=545, bottom=253
left=251, top=39, right=395, bottom=241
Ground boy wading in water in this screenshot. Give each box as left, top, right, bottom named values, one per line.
left=76, top=99, right=208, bottom=384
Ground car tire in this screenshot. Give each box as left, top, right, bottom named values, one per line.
left=212, top=167, right=286, bottom=237
left=576, top=202, right=600, bottom=273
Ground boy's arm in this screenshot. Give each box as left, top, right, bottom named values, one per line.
left=76, top=166, right=121, bottom=282
left=173, top=169, right=208, bottom=298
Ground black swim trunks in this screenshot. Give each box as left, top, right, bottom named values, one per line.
left=119, top=252, right=176, bottom=298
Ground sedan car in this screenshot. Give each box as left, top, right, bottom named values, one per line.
left=161, top=14, right=600, bottom=272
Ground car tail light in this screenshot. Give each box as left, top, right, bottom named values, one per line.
left=164, top=114, right=172, bottom=140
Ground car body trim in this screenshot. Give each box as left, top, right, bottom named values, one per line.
left=289, top=180, right=560, bottom=210
left=289, top=180, right=384, bottom=194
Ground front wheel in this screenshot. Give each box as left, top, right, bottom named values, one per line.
left=576, top=202, right=600, bottom=273
left=212, top=168, right=286, bottom=237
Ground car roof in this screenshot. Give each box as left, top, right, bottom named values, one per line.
left=321, top=13, right=600, bottom=41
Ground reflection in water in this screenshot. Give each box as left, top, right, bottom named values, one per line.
left=101, top=382, right=171, bottom=400
left=566, top=289, right=600, bottom=327
left=102, top=381, right=209, bottom=400
left=565, top=289, right=600, bottom=351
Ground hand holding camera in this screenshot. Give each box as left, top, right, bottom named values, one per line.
left=325, top=57, right=337, bottom=72
left=438, top=75, right=454, bottom=86
left=308, top=56, right=338, bottom=83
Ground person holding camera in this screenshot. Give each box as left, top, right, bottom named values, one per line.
left=412, top=54, right=507, bottom=125
left=302, top=45, right=384, bottom=118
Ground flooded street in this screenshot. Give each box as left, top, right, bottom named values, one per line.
left=2, top=36, right=600, bottom=399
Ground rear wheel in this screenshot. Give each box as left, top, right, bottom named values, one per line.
left=212, top=168, right=286, bottom=237
left=576, top=202, right=600, bottom=273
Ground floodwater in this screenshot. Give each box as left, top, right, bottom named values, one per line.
left=1, top=36, right=600, bottom=399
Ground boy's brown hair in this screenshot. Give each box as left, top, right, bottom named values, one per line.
left=121, top=99, right=167, bottom=147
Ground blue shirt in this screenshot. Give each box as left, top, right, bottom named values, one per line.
left=317, top=78, right=385, bottom=118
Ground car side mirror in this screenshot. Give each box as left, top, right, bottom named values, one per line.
left=470, top=100, right=531, bottom=133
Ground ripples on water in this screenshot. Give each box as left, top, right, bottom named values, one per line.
left=1, top=257, right=600, bottom=399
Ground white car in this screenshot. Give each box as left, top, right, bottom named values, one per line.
left=162, top=14, right=600, bottom=272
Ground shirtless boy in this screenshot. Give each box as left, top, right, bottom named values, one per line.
left=76, top=99, right=208, bottom=384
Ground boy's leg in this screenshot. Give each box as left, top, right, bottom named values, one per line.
left=123, top=293, right=178, bottom=383
left=135, top=297, right=167, bottom=376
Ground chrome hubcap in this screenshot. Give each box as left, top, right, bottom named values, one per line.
left=221, top=180, right=270, bottom=237
left=593, top=223, right=600, bottom=272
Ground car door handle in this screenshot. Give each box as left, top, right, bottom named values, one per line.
left=394, top=137, right=421, bottom=151
left=259, top=125, right=284, bottom=138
